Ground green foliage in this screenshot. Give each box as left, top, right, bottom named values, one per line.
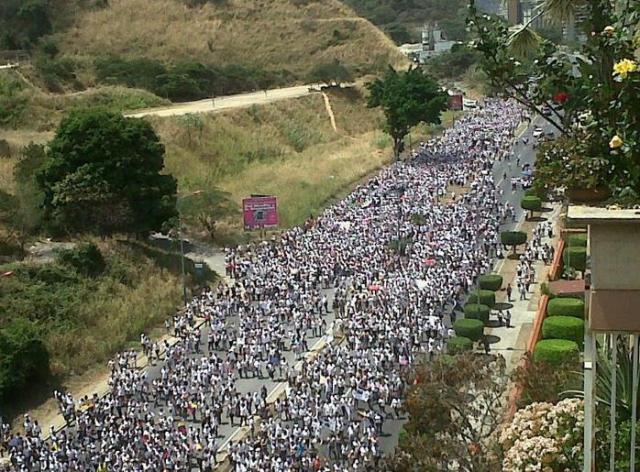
left=547, top=297, right=585, bottom=318
left=501, top=230, right=527, bottom=252
left=542, top=316, right=585, bottom=348
left=343, top=0, right=468, bottom=44
left=38, top=109, right=177, bottom=236
left=453, top=318, right=484, bottom=341
left=176, top=188, right=238, bottom=240
left=0, top=73, right=28, bottom=128
left=366, top=66, right=448, bottom=158
left=567, top=233, right=587, bottom=247
left=447, top=335, right=473, bottom=353
left=468, top=0, right=640, bottom=198
left=391, top=355, right=506, bottom=470
left=307, top=59, right=353, bottom=85
left=388, top=237, right=412, bottom=256
left=410, top=213, right=427, bottom=225
left=0, top=317, right=50, bottom=406
left=521, top=195, right=542, bottom=213
left=533, top=339, right=580, bottom=364
left=463, top=303, right=490, bottom=325
left=56, top=243, right=106, bottom=277
left=426, top=46, right=480, bottom=79
left=511, top=354, right=581, bottom=407
left=34, top=55, right=80, bottom=92
left=563, top=246, right=587, bottom=272
left=0, top=0, right=52, bottom=50
left=94, top=56, right=295, bottom=101
left=477, top=273, right=503, bottom=291
left=467, top=289, right=495, bottom=308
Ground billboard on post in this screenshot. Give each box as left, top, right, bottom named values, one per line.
left=242, top=195, right=279, bottom=230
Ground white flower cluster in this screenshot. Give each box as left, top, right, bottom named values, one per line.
left=499, top=399, right=584, bottom=471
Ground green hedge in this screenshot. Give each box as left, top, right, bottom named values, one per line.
left=477, top=274, right=503, bottom=291
left=463, top=303, right=490, bottom=325
left=501, top=231, right=527, bottom=248
left=547, top=297, right=584, bottom=318
left=567, top=233, right=588, bottom=247
left=468, top=289, right=496, bottom=308
left=542, top=316, right=585, bottom=347
left=447, top=336, right=474, bottom=354
left=533, top=339, right=580, bottom=364
left=521, top=195, right=542, bottom=211
left=563, top=247, right=587, bottom=272
left=453, top=318, right=484, bottom=342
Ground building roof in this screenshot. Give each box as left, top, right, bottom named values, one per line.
left=567, top=205, right=640, bottom=224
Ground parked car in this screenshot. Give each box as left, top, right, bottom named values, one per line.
left=532, top=127, right=544, bottom=138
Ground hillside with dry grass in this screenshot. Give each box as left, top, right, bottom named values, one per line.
left=56, top=0, right=407, bottom=81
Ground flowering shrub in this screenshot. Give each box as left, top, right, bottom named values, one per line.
left=499, top=399, right=584, bottom=471
left=468, top=0, right=640, bottom=200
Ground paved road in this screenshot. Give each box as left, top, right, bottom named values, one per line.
left=126, top=84, right=327, bottom=119
left=375, top=115, right=552, bottom=455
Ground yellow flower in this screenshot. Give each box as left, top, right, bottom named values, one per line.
left=609, top=135, right=623, bottom=149
left=613, top=59, right=638, bottom=79
left=603, top=26, right=615, bottom=34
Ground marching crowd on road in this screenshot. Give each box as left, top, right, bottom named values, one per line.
left=2, top=99, right=530, bottom=472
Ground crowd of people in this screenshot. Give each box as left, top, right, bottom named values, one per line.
left=1, top=99, right=528, bottom=471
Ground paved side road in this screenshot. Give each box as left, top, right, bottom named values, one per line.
left=126, top=84, right=354, bottom=119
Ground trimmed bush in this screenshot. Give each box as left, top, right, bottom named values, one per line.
left=542, top=316, right=585, bottom=347
left=533, top=339, right=580, bottom=364
left=447, top=336, right=473, bottom=354
left=468, top=289, right=496, bottom=308
left=501, top=231, right=527, bottom=253
left=521, top=195, right=542, bottom=216
left=477, top=274, right=503, bottom=291
left=453, top=318, right=484, bottom=342
left=567, top=233, right=587, bottom=247
left=463, top=303, right=490, bottom=325
left=563, top=247, right=587, bottom=272
left=547, top=297, right=585, bottom=318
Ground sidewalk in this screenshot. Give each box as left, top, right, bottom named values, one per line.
left=486, top=204, right=562, bottom=369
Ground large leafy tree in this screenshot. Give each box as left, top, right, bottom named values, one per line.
left=385, top=354, right=507, bottom=471
left=367, top=67, right=448, bottom=159
left=38, top=109, right=177, bottom=236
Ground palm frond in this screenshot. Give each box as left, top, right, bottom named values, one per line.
left=507, top=25, right=542, bottom=57
left=541, top=0, right=586, bottom=24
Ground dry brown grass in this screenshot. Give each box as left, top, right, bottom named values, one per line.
left=56, top=0, right=408, bottom=78
left=150, top=87, right=390, bottom=237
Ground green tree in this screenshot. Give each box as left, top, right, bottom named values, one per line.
left=366, top=67, right=447, bottom=159
left=0, top=318, right=50, bottom=406
left=177, top=188, right=238, bottom=240
left=38, top=109, right=177, bottom=236
left=386, top=354, right=507, bottom=471
left=307, top=59, right=354, bottom=86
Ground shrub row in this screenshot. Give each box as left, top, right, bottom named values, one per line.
left=533, top=339, right=580, bottom=364
left=547, top=297, right=584, bottom=318
left=477, top=273, right=503, bottom=291
left=453, top=318, right=484, bottom=341
left=467, top=289, right=495, bottom=308
left=542, top=316, right=585, bottom=347
left=95, top=56, right=296, bottom=102
left=447, top=335, right=473, bottom=354
left=463, top=303, right=490, bottom=325
left=563, top=247, right=587, bottom=272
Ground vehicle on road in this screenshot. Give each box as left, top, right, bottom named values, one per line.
left=532, top=127, right=544, bottom=138
left=541, top=106, right=553, bottom=116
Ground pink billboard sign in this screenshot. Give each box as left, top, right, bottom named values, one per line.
left=243, top=196, right=279, bottom=230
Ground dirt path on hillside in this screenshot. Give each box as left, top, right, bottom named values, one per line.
left=321, top=92, right=338, bottom=132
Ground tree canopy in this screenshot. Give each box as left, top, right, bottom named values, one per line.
left=38, top=109, right=177, bottom=236
left=366, top=67, right=447, bottom=159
